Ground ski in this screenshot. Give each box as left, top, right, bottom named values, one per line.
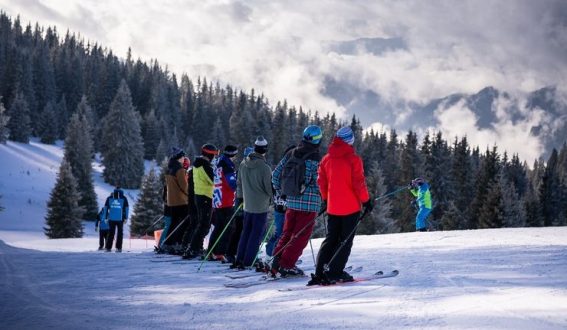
left=278, top=270, right=399, bottom=292
left=224, top=266, right=362, bottom=286
left=224, top=265, right=358, bottom=280
left=224, top=274, right=307, bottom=288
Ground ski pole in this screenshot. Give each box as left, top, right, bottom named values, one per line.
left=197, top=204, right=243, bottom=272
left=322, top=208, right=372, bottom=273
left=374, top=186, right=408, bottom=201
left=160, top=214, right=190, bottom=247
left=250, top=219, right=275, bottom=268
left=309, top=239, right=316, bottom=266
left=143, top=215, right=165, bottom=235
left=267, top=211, right=324, bottom=265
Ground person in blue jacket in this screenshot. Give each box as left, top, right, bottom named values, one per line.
left=104, top=187, right=129, bottom=252
left=409, top=177, right=432, bottom=232
left=95, top=207, right=109, bottom=250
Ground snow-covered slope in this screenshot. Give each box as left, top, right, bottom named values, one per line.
left=1, top=140, right=566, bottom=329
left=0, top=139, right=146, bottom=236
left=0, top=228, right=566, bottom=329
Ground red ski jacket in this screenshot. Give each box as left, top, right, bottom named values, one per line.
left=317, top=137, right=370, bottom=216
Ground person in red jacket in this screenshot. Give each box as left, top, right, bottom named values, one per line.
left=308, top=126, right=373, bottom=285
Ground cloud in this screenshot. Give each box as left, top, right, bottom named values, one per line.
left=2, top=0, right=565, bottom=160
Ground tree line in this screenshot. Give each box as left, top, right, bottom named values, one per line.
left=0, top=12, right=565, bottom=238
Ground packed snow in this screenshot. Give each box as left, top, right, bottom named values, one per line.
left=1, top=141, right=567, bottom=330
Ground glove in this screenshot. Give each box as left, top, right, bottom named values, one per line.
left=236, top=197, right=244, bottom=205
left=362, top=199, right=374, bottom=214
left=319, top=200, right=328, bottom=216
left=408, top=183, right=414, bottom=190
left=280, top=194, right=287, bottom=201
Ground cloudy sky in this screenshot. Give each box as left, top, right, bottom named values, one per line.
left=2, top=0, right=566, bottom=162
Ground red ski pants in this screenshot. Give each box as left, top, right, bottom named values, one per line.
left=274, top=209, right=316, bottom=269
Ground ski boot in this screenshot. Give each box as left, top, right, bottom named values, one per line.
left=278, top=266, right=304, bottom=278
left=307, top=273, right=335, bottom=286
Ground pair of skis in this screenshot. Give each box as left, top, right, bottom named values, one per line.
left=224, top=266, right=398, bottom=289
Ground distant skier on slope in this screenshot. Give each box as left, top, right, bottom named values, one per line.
left=104, top=187, right=129, bottom=252
left=95, top=207, right=109, bottom=250
left=308, top=126, right=373, bottom=285
left=408, top=177, right=432, bottom=232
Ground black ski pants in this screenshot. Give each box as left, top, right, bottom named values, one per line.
left=207, top=206, right=234, bottom=255
left=315, top=211, right=359, bottom=277
left=226, top=213, right=243, bottom=259
left=99, top=229, right=109, bottom=249
left=106, top=221, right=124, bottom=250
left=189, top=195, right=213, bottom=252
left=163, top=205, right=189, bottom=247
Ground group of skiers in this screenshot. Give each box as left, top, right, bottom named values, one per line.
left=146, top=124, right=432, bottom=285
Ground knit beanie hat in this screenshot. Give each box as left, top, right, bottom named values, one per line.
left=254, top=136, right=268, bottom=154
left=223, top=145, right=238, bottom=157
left=243, top=146, right=254, bottom=157
left=169, top=147, right=186, bottom=160
left=336, top=127, right=355, bottom=145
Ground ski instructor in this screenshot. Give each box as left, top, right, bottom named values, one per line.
left=308, top=126, right=373, bottom=285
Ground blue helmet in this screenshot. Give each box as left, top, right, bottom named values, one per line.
left=302, top=125, right=323, bottom=145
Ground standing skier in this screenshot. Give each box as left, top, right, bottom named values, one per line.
left=207, top=145, right=238, bottom=262
left=232, top=136, right=273, bottom=269
left=183, top=144, right=218, bottom=259
left=409, top=177, right=432, bottom=232
left=308, top=127, right=373, bottom=285
left=270, top=126, right=323, bottom=277
left=104, top=187, right=129, bottom=252
left=95, top=207, right=109, bottom=250
left=162, top=147, right=189, bottom=254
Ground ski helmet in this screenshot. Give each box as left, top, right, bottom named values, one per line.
left=201, top=144, right=219, bottom=157
left=412, top=177, right=425, bottom=187
left=303, top=125, right=323, bottom=145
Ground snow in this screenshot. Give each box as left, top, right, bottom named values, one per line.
left=1, top=140, right=567, bottom=329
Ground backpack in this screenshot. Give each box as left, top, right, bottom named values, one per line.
left=280, top=149, right=316, bottom=197
left=107, top=197, right=125, bottom=221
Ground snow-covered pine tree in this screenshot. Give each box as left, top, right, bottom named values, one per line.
left=64, top=111, right=98, bottom=220
left=55, top=95, right=69, bottom=140
left=7, top=92, right=31, bottom=143
left=470, top=146, right=500, bottom=229
left=38, top=101, right=59, bottom=144
left=499, top=171, right=527, bottom=227
left=44, top=158, right=84, bottom=238
left=130, top=168, right=163, bottom=237
left=451, top=136, right=474, bottom=229
left=142, top=109, right=161, bottom=160
left=397, top=131, right=420, bottom=232
left=478, top=177, right=504, bottom=229
left=540, top=149, right=563, bottom=226
left=100, top=80, right=145, bottom=188
left=440, top=201, right=463, bottom=230
left=359, top=162, right=397, bottom=234
left=211, top=116, right=226, bottom=148
left=0, top=97, right=9, bottom=144
left=76, top=96, right=96, bottom=146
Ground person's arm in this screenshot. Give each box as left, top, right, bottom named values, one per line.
left=123, top=197, right=129, bottom=220
left=352, top=156, right=370, bottom=203
left=222, top=161, right=237, bottom=192
left=236, top=163, right=243, bottom=199
left=271, top=153, right=289, bottom=193
left=317, top=158, right=328, bottom=201
left=263, top=165, right=274, bottom=199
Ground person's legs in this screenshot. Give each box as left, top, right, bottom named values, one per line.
left=115, top=221, right=124, bottom=251
left=266, top=210, right=285, bottom=257
left=416, top=207, right=431, bottom=231
left=314, top=214, right=341, bottom=276
left=326, top=212, right=358, bottom=277
left=242, top=212, right=268, bottom=267
left=236, top=212, right=253, bottom=264
left=279, top=210, right=316, bottom=269
left=105, top=222, right=116, bottom=251
left=189, top=195, right=213, bottom=253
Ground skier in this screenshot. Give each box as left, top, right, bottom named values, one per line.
left=207, top=145, right=239, bottom=262
left=270, top=126, right=323, bottom=277
left=104, top=187, right=129, bottom=252
left=225, top=146, right=254, bottom=264
left=232, top=137, right=273, bottom=269
left=308, top=126, right=373, bottom=285
left=95, top=207, right=109, bottom=250
left=161, top=147, right=189, bottom=254
left=409, top=177, right=432, bottom=232
left=183, top=144, right=219, bottom=259
left=265, top=145, right=296, bottom=260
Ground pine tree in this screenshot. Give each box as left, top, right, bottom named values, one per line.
left=130, top=168, right=163, bottom=237
left=397, top=131, right=420, bottom=232
left=478, top=177, right=503, bottom=228
left=440, top=201, right=463, bottom=230
left=55, top=95, right=69, bottom=140
left=44, top=158, right=84, bottom=238
left=141, top=109, right=161, bottom=160
left=38, top=101, right=59, bottom=144
left=451, top=137, right=474, bottom=229
left=359, top=162, right=396, bottom=234
left=540, top=149, right=563, bottom=226
left=470, top=146, right=500, bottom=229
left=7, top=92, right=31, bottom=143
left=64, top=111, right=98, bottom=219
left=499, top=172, right=527, bottom=227
left=211, top=115, right=226, bottom=148
left=0, top=97, right=9, bottom=144
left=100, top=80, right=145, bottom=188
